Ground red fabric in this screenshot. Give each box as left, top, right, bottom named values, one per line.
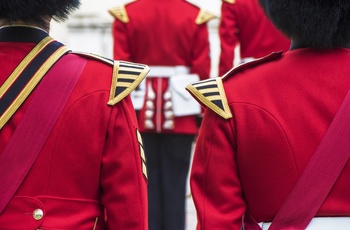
left=0, top=53, right=85, bottom=213
left=269, top=90, right=350, bottom=230
left=219, top=0, right=291, bottom=76
left=112, top=0, right=211, bottom=134
left=0, top=38, right=148, bottom=229
left=190, top=48, right=350, bottom=229
left=0, top=196, right=105, bottom=229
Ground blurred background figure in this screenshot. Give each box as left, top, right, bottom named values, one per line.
left=109, top=0, right=215, bottom=230
left=218, top=0, right=290, bottom=76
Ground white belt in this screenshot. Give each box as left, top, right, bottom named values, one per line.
left=148, top=66, right=190, bottom=77
left=260, top=217, right=350, bottom=230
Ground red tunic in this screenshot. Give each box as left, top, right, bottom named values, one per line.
left=110, top=0, right=212, bottom=134
left=190, top=48, right=350, bottom=229
left=0, top=26, right=148, bottom=229
left=219, top=0, right=291, bottom=76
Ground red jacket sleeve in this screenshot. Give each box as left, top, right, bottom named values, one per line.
left=112, top=19, right=131, bottom=61
left=191, top=23, right=211, bottom=80
left=219, top=2, right=239, bottom=76
left=101, top=95, right=148, bottom=229
left=190, top=108, right=246, bottom=229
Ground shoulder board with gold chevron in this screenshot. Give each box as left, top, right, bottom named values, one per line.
left=196, top=9, right=217, bottom=25
left=186, top=78, right=232, bottom=119
left=108, top=61, right=150, bottom=106
left=222, top=0, right=236, bottom=4
left=71, top=52, right=150, bottom=106
left=108, top=5, right=130, bottom=23
left=222, top=51, right=283, bottom=80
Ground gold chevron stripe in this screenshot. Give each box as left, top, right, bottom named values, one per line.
left=136, top=129, right=148, bottom=179
left=0, top=45, right=69, bottom=129
left=118, top=74, right=139, bottom=80
left=117, top=82, right=133, bottom=88
left=193, top=79, right=217, bottom=88
left=120, top=61, right=146, bottom=68
left=142, top=162, right=148, bottom=179
left=199, top=88, right=220, bottom=94
left=206, top=95, right=222, bottom=101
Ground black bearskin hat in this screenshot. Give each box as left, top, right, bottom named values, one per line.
left=259, top=0, right=350, bottom=48
left=0, top=0, right=81, bottom=28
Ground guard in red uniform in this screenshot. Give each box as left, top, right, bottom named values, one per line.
left=187, top=0, right=350, bottom=229
left=109, top=1, right=214, bottom=229
left=0, top=1, right=149, bottom=229
left=218, top=0, right=290, bottom=76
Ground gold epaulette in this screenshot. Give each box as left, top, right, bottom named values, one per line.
left=186, top=78, right=232, bottom=119
left=222, top=0, right=236, bottom=4
left=70, top=52, right=150, bottom=106
left=108, top=61, right=150, bottom=106
left=195, top=9, right=217, bottom=25
left=108, top=5, right=129, bottom=23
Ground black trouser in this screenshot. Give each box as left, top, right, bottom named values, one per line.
left=142, top=133, right=194, bottom=230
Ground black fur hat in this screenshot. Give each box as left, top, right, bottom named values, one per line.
left=259, top=0, right=350, bottom=48
left=0, top=0, right=81, bottom=29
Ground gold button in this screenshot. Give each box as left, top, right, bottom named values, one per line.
left=33, top=209, right=44, bottom=221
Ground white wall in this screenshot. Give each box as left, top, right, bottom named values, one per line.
left=50, top=0, right=222, bottom=77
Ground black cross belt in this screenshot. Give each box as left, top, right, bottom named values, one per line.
left=0, top=37, right=70, bottom=129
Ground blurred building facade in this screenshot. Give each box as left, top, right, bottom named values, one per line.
left=50, top=0, right=222, bottom=78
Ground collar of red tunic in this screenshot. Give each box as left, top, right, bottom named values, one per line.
left=0, top=25, right=48, bottom=43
